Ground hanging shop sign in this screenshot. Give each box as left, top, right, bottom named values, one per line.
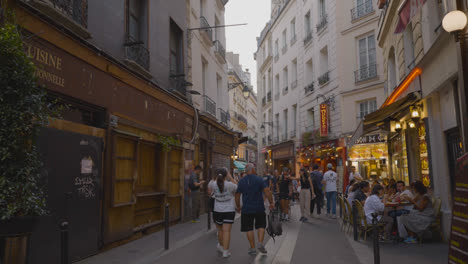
left=354, top=134, right=386, bottom=145
left=320, top=104, right=328, bottom=137
left=395, top=0, right=427, bottom=34
left=272, top=144, right=294, bottom=159
left=448, top=152, right=468, bottom=264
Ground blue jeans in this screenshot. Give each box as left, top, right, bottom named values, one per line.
left=326, top=191, right=337, bottom=215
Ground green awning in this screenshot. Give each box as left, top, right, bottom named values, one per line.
left=234, top=160, right=247, bottom=171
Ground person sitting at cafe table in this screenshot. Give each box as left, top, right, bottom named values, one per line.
left=364, top=184, right=393, bottom=240
left=397, top=181, right=434, bottom=244
left=386, top=184, right=398, bottom=202
left=353, top=181, right=370, bottom=205
left=347, top=182, right=360, bottom=206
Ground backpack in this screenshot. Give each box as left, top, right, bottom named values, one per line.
left=266, top=212, right=282, bottom=242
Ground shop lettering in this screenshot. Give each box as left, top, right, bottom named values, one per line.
left=355, top=134, right=385, bottom=144
left=25, top=43, right=65, bottom=88
left=320, top=104, right=328, bottom=137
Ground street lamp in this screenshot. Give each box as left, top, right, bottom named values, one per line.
left=228, top=82, right=250, bottom=99
left=443, top=10, right=468, bottom=41
left=242, top=85, right=250, bottom=99
left=260, top=122, right=274, bottom=133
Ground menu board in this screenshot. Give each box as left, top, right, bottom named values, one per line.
left=348, top=143, right=388, bottom=161
left=418, top=123, right=431, bottom=187
left=448, top=152, right=468, bottom=264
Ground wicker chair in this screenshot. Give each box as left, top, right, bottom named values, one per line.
left=344, top=198, right=354, bottom=234
left=338, top=196, right=349, bottom=232
left=355, top=201, right=385, bottom=241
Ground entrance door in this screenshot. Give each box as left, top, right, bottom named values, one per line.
left=30, top=128, right=102, bottom=263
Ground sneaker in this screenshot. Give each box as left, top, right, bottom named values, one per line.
left=258, top=244, right=267, bottom=254
left=299, top=216, right=305, bottom=221
left=217, top=243, right=224, bottom=253
left=248, top=248, right=257, bottom=255
left=222, top=250, right=231, bottom=258
left=302, top=218, right=308, bottom=223
left=331, top=215, right=337, bottom=219
left=404, top=237, right=417, bottom=244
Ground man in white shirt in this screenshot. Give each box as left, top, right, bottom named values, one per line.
left=396, top=181, right=414, bottom=212
left=349, top=166, right=363, bottom=182
left=322, top=163, right=337, bottom=219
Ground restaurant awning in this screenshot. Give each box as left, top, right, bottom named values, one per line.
left=363, top=92, right=420, bottom=132
left=233, top=160, right=247, bottom=171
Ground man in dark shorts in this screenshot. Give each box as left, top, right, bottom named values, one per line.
left=235, top=163, right=274, bottom=256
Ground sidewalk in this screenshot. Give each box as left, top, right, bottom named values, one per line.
left=77, top=214, right=216, bottom=264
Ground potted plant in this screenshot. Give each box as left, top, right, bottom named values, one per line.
left=0, top=22, right=49, bottom=263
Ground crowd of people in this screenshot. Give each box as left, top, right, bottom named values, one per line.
left=187, top=163, right=434, bottom=258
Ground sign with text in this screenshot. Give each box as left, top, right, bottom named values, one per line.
left=355, top=134, right=386, bottom=145
left=320, top=104, right=328, bottom=137
left=448, top=152, right=468, bottom=264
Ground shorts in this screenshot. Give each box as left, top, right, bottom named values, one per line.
left=241, top=212, right=267, bottom=232
left=279, top=192, right=290, bottom=200
left=213, top=211, right=235, bottom=226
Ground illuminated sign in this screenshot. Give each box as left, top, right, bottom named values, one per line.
left=320, top=104, right=328, bottom=137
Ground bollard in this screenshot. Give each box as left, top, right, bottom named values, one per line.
left=165, top=203, right=169, bottom=250
left=60, top=221, right=69, bottom=264
left=372, top=213, right=380, bottom=264
left=339, top=194, right=343, bottom=218
left=352, top=201, right=358, bottom=241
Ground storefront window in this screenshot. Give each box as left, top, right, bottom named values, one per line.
left=349, top=142, right=388, bottom=180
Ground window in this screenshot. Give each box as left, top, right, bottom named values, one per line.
left=214, top=16, right=220, bottom=41
left=263, top=75, right=267, bottom=96
left=305, top=11, right=311, bottom=35
left=388, top=47, right=398, bottom=94
left=358, top=34, right=376, bottom=69
left=170, top=20, right=183, bottom=74
left=275, top=114, right=280, bottom=140
left=307, top=108, right=315, bottom=131
left=359, top=99, right=377, bottom=120
left=283, top=109, right=288, bottom=139
left=282, top=29, right=287, bottom=52
left=292, top=105, right=297, bottom=135
left=200, top=0, right=205, bottom=16
left=128, top=0, right=146, bottom=42
left=275, top=39, right=279, bottom=56
left=290, top=18, right=296, bottom=42
left=202, top=58, right=208, bottom=94
left=268, top=68, right=272, bottom=94
left=306, top=59, right=314, bottom=84
left=275, top=74, right=280, bottom=96
left=319, top=46, right=329, bottom=75
left=403, top=23, right=415, bottom=73
left=319, top=0, right=326, bottom=18
left=283, top=67, right=289, bottom=91
left=292, top=59, right=298, bottom=83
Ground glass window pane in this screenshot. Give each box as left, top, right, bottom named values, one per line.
left=359, top=38, right=367, bottom=68
left=368, top=35, right=376, bottom=64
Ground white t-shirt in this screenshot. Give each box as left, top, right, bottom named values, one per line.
left=323, top=170, right=337, bottom=193
left=364, top=194, right=384, bottom=224
left=208, top=180, right=237, bottom=212
left=349, top=172, right=362, bottom=181
left=398, top=189, right=414, bottom=210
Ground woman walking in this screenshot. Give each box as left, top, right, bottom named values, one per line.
left=208, top=168, right=238, bottom=258
left=299, top=168, right=315, bottom=222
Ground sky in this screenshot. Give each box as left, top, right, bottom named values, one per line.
left=225, top=0, right=271, bottom=93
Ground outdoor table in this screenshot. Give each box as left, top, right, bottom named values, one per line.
left=385, top=201, right=412, bottom=242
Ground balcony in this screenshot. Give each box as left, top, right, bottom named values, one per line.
left=124, top=35, right=150, bottom=71
left=316, top=15, right=328, bottom=33
left=282, top=45, right=287, bottom=55
left=318, top=71, right=330, bottom=86
left=237, top=114, right=247, bottom=125
left=355, top=64, right=378, bottom=83
left=282, top=86, right=288, bottom=95
left=214, top=40, right=226, bottom=63
left=291, top=80, right=298, bottom=89
left=204, top=95, right=216, bottom=117
left=169, top=73, right=187, bottom=98
left=25, top=0, right=90, bottom=39
left=290, top=34, right=297, bottom=46
left=267, top=91, right=272, bottom=102
left=262, top=97, right=266, bottom=106
left=200, top=16, right=213, bottom=46
left=274, top=136, right=279, bottom=144
left=290, top=130, right=296, bottom=139
left=218, top=108, right=228, bottom=126
left=303, top=31, right=312, bottom=46
left=351, top=0, right=374, bottom=21
left=304, top=82, right=314, bottom=94
left=282, top=133, right=288, bottom=142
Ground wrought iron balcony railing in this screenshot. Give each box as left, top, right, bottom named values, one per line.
left=41, top=0, right=88, bottom=28
left=351, top=0, right=374, bottom=21
left=237, top=113, right=247, bottom=125
left=316, top=15, right=328, bottom=32
left=304, top=82, right=314, bottom=93
left=355, top=64, right=378, bottom=83
left=125, top=35, right=150, bottom=70
left=290, top=130, right=296, bottom=138
left=262, top=97, right=266, bottom=106
left=267, top=91, right=272, bottom=102
left=318, top=71, right=330, bottom=86
left=214, top=40, right=226, bottom=62
left=219, top=108, right=228, bottom=125
left=304, top=31, right=312, bottom=45
left=200, top=16, right=213, bottom=42
left=204, top=95, right=216, bottom=117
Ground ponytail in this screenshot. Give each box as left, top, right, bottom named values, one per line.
left=215, top=167, right=228, bottom=193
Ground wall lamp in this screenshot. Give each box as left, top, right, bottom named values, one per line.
left=443, top=10, right=468, bottom=41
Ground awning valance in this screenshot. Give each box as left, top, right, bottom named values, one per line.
left=233, top=160, right=247, bottom=171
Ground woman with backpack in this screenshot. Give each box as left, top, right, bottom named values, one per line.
left=208, top=167, right=238, bottom=258
left=298, top=168, right=315, bottom=222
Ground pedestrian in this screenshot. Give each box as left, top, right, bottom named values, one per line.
left=189, top=165, right=205, bottom=223
left=263, top=170, right=273, bottom=191
left=349, top=166, right=363, bottom=182
left=298, top=168, right=315, bottom=222
left=277, top=167, right=293, bottom=221
left=322, top=163, right=338, bottom=219
left=208, top=167, right=238, bottom=258
left=235, top=163, right=274, bottom=255
left=310, top=164, right=324, bottom=217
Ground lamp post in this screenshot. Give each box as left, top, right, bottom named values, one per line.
left=443, top=9, right=468, bottom=153
left=228, top=82, right=250, bottom=99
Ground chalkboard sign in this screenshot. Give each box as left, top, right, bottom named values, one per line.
left=448, top=152, right=468, bottom=264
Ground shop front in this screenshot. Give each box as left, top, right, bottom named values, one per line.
left=271, top=141, right=295, bottom=173
left=348, top=134, right=389, bottom=181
